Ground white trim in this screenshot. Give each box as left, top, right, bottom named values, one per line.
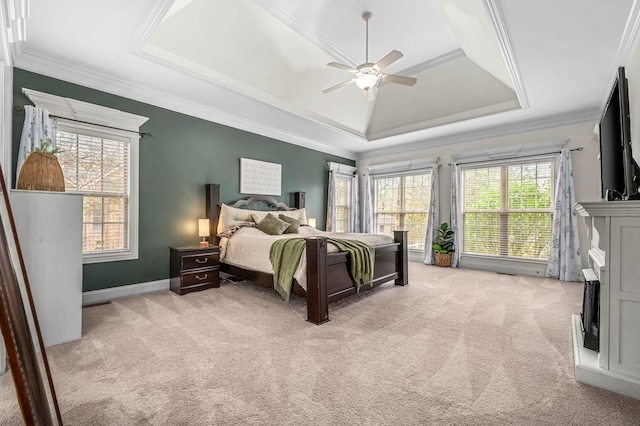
left=357, top=108, right=598, bottom=160
left=15, top=52, right=359, bottom=160
left=1, top=63, right=11, bottom=189
left=0, top=1, right=12, bottom=67
left=484, top=0, right=529, bottom=109
left=367, top=157, right=439, bottom=174
left=395, top=49, right=465, bottom=77
left=251, top=0, right=356, bottom=68
left=328, top=162, right=357, bottom=175
left=451, top=138, right=568, bottom=164
left=22, top=88, right=149, bottom=131
left=82, top=279, right=169, bottom=306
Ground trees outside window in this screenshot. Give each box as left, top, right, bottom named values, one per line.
left=334, top=175, right=351, bottom=232
left=56, top=121, right=138, bottom=263
left=461, top=159, right=554, bottom=260
left=374, top=172, right=431, bottom=250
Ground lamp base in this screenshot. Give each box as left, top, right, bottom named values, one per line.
left=199, top=241, right=209, bottom=247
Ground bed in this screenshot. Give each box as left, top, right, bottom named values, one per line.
left=205, top=184, right=408, bottom=324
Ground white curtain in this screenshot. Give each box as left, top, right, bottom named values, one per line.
left=450, top=164, right=463, bottom=268
left=362, top=174, right=375, bottom=233
left=546, top=150, right=582, bottom=281
left=17, top=105, right=57, bottom=176
left=350, top=174, right=360, bottom=232
left=326, top=170, right=336, bottom=232
left=423, top=166, right=440, bottom=264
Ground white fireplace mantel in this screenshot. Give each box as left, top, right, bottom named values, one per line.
left=573, top=201, right=640, bottom=400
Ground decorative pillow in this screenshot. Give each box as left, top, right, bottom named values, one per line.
left=251, top=211, right=270, bottom=224
left=217, top=222, right=255, bottom=239
left=279, top=214, right=300, bottom=234
left=279, top=208, right=308, bottom=225
left=255, top=213, right=290, bottom=235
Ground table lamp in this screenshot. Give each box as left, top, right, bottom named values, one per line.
left=198, top=218, right=209, bottom=246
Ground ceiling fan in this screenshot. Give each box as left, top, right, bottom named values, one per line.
left=322, top=11, right=417, bottom=101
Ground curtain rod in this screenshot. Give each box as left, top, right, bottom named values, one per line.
left=448, top=147, right=583, bottom=166
left=14, top=105, right=152, bottom=138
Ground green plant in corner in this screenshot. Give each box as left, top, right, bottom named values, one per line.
left=33, top=137, right=63, bottom=155
left=432, top=222, right=455, bottom=254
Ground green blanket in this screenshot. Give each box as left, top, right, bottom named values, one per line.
left=269, top=237, right=374, bottom=302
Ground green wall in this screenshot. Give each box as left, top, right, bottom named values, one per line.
left=12, top=69, right=354, bottom=292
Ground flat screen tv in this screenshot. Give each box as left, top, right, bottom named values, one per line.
left=599, top=66, right=640, bottom=200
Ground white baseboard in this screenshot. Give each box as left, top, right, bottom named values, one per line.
left=82, top=279, right=170, bottom=306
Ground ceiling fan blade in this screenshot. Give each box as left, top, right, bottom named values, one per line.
left=322, top=79, right=355, bottom=93
left=381, top=74, right=417, bottom=86
left=373, top=50, right=403, bottom=71
left=327, top=62, right=358, bottom=73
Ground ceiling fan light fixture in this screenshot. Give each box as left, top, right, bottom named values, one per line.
left=322, top=11, right=416, bottom=97
left=355, top=72, right=379, bottom=90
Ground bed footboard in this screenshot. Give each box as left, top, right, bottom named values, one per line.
left=305, top=230, right=408, bottom=324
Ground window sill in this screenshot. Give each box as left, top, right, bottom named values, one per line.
left=83, top=250, right=138, bottom=264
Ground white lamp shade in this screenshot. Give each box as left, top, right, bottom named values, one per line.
left=356, top=73, right=378, bottom=90
left=198, top=219, right=209, bottom=237
left=308, top=218, right=317, bottom=228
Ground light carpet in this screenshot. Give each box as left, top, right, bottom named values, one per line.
left=1, top=263, right=639, bottom=425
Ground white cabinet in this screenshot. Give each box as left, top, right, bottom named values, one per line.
left=9, top=190, right=83, bottom=347
left=574, top=201, right=640, bottom=399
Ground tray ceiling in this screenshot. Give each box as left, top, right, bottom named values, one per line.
left=5, top=0, right=640, bottom=159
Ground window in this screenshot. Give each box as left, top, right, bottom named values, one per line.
left=22, top=88, right=148, bottom=263
left=461, top=158, right=554, bottom=260
left=56, top=121, right=139, bottom=263
left=374, top=171, right=431, bottom=250
left=334, top=175, right=352, bottom=232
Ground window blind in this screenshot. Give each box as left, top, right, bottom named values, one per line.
left=56, top=130, right=130, bottom=254
left=462, top=159, right=554, bottom=260
left=374, top=172, right=431, bottom=250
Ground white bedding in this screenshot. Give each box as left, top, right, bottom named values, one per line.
left=220, top=226, right=394, bottom=290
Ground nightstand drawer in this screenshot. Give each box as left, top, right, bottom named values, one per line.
left=181, top=268, right=219, bottom=287
left=181, top=252, right=219, bottom=270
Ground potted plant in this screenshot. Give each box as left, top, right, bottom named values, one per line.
left=432, top=222, right=455, bottom=267
left=17, top=138, right=65, bottom=192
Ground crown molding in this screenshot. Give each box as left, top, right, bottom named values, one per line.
left=252, top=0, right=357, bottom=67
left=484, top=0, right=529, bottom=109
left=0, top=1, right=13, bottom=66
left=377, top=49, right=466, bottom=89
left=14, top=51, right=359, bottom=160
left=128, top=0, right=175, bottom=54
left=356, top=107, right=600, bottom=160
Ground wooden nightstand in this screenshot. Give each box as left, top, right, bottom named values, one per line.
left=169, top=246, right=220, bottom=295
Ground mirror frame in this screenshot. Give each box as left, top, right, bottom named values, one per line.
left=0, top=164, right=62, bottom=425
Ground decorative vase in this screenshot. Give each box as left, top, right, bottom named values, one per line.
left=17, top=152, right=65, bottom=192
left=434, top=252, right=452, bottom=267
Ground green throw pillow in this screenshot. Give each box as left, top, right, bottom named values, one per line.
left=256, top=213, right=290, bottom=235
left=279, top=214, right=300, bottom=234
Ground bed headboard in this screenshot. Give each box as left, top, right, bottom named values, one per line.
left=205, top=184, right=305, bottom=245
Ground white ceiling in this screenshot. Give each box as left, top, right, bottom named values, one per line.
left=4, top=0, right=640, bottom=159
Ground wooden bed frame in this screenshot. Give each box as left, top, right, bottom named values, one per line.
left=205, top=184, right=408, bottom=324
